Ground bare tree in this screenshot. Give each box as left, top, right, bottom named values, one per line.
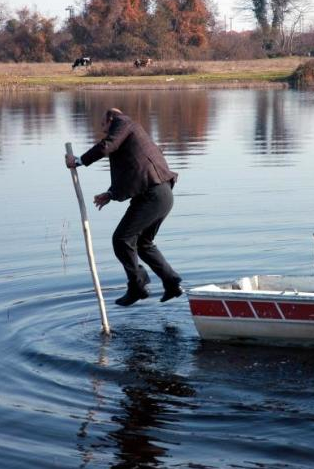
left=236, top=0, right=269, bottom=32
left=236, top=0, right=313, bottom=55
left=281, top=0, right=313, bottom=53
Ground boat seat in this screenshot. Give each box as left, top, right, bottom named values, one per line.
left=238, top=277, right=253, bottom=291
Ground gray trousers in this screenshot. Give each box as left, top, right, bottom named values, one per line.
left=112, top=181, right=181, bottom=290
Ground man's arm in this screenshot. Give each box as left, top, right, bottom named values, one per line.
left=81, top=118, right=132, bottom=166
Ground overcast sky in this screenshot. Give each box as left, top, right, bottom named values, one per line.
left=4, top=0, right=314, bottom=31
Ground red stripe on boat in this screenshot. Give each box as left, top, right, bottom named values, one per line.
left=251, top=301, right=282, bottom=319
left=225, top=300, right=254, bottom=318
left=278, top=302, right=314, bottom=321
left=189, top=299, right=229, bottom=317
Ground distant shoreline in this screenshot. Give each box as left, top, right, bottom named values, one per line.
left=0, top=81, right=289, bottom=91
left=0, top=58, right=304, bottom=91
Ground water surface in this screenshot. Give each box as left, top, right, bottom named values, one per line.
left=1, top=89, right=314, bottom=468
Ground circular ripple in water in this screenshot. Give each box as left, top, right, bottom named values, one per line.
left=1, top=286, right=314, bottom=469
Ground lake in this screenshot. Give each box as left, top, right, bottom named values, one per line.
left=1, top=88, right=314, bottom=468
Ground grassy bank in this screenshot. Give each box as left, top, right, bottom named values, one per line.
left=0, top=58, right=306, bottom=90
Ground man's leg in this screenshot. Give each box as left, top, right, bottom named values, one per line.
left=112, top=181, right=182, bottom=305
left=136, top=182, right=182, bottom=301
left=112, top=203, right=152, bottom=291
left=137, top=219, right=181, bottom=288
left=112, top=187, right=164, bottom=305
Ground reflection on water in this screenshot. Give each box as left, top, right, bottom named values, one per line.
left=1, top=88, right=314, bottom=468
left=108, top=331, right=195, bottom=469
left=253, top=91, right=299, bottom=165
left=77, top=329, right=196, bottom=469
left=1, top=88, right=311, bottom=168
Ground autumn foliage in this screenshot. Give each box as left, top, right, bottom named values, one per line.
left=0, top=0, right=313, bottom=62
left=0, top=0, right=216, bottom=61
left=0, top=7, right=55, bottom=62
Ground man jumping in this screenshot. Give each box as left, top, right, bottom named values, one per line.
left=66, top=108, right=182, bottom=306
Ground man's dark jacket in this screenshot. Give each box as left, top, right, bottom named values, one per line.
left=81, top=113, right=178, bottom=202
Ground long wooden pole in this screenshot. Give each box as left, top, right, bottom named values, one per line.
left=65, top=142, right=110, bottom=335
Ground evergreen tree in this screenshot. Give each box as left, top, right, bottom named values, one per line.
left=271, top=0, right=289, bottom=30
left=252, top=0, right=269, bottom=32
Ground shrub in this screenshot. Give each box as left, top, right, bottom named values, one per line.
left=288, top=60, right=314, bottom=88
left=86, top=62, right=197, bottom=77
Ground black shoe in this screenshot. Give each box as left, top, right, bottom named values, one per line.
left=115, top=286, right=149, bottom=307
left=160, top=285, right=184, bottom=302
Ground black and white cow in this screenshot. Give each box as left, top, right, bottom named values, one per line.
left=72, top=57, right=92, bottom=69
left=134, top=58, right=153, bottom=68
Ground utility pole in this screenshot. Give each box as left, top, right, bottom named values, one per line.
left=65, top=5, right=74, bottom=19
left=229, top=16, right=233, bottom=31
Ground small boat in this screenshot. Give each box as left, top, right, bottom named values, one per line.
left=187, top=275, right=314, bottom=345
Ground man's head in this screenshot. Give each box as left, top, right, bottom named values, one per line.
left=101, top=108, right=123, bottom=133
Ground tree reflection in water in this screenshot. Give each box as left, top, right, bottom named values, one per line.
left=253, top=90, right=298, bottom=165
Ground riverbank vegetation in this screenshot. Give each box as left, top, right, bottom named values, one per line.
left=288, top=59, right=314, bottom=88
left=0, top=0, right=312, bottom=89
left=0, top=58, right=305, bottom=90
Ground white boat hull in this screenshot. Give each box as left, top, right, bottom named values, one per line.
left=193, top=316, right=314, bottom=343
left=188, top=275, right=314, bottom=345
